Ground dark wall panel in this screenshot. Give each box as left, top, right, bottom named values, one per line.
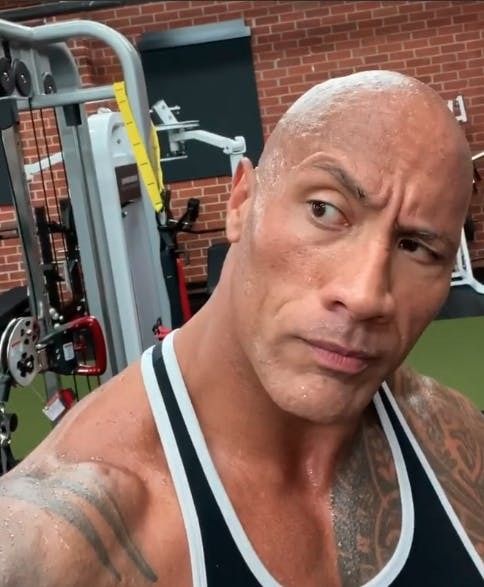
left=139, top=21, right=264, bottom=183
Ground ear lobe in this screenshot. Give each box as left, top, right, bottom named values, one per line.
left=226, top=157, right=254, bottom=243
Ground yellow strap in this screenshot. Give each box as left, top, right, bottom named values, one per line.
left=113, top=81, right=164, bottom=212
left=151, top=122, right=164, bottom=198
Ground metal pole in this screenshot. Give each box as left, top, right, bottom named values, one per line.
left=1, top=108, right=61, bottom=399
left=24, top=85, right=115, bottom=109
left=0, top=19, right=152, bottom=169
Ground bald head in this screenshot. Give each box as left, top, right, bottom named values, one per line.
left=258, top=70, right=473, bottom=198
left=280, top=70, right=433, bottom=128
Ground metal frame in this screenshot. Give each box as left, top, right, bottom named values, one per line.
left=0, top=18, right=171, bottom=381
left=89, top=110, right=162, bottom=356
left=451, top=151, right=484, bottom=294
left=152, top=99, right=246, bottom=175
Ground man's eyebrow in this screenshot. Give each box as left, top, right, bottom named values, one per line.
left=310, top=162, right=368, bottom=200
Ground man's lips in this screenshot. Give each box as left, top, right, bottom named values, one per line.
left=303, top=338, right=375, bottom=375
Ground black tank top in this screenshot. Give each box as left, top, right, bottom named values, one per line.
left=141, top=333, right=484, bottom=586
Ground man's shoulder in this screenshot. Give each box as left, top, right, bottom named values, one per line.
left=0, top=456, right=156, bottom=586
left=389, top=364, right=483, bottom=436
left=0, top=362, right=191, bottom=585
left=2, top=358, right=169, bottom=539
left=0, top=452, right=195, bottom=585
left=36, top=359, right=163, bottom=467
left=388, top=365, right=484, bottom=555
left=388, top=365, right=483, bottom=474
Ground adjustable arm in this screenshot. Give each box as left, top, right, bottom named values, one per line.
left=170, top=129, right=246, bottom=175
left=151, top=99, right=247, bottom=175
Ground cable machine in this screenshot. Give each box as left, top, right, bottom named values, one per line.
left=0, top=18, right=171, bottom=379
left=451, top=150, right=484, bottom=293
left=0, top=17, right=172, bottom=473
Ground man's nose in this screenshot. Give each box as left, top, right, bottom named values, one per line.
left=322, top=237, right=396, bottom=323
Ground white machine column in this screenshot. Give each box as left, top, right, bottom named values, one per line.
left=89, top=110, right=171, bottom=365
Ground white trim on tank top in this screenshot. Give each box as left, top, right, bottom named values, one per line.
left=141, top=347, right=207, bottom=587
left=157, top=331, right=415, bottom=586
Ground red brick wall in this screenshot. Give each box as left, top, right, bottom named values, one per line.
left=0, top=0, right=483, bottom=295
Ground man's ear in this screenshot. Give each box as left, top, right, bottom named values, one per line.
left=226, top=157, right=255, bottom=243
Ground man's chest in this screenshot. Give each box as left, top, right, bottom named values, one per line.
left=156, top=419, right=401, bottom=587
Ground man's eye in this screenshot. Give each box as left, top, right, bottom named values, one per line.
left=308, top=200, right=348, bottom=226
left=398, top=238, right=440, bottom=262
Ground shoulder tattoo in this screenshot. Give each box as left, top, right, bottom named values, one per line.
left=0, top=464, right=158, bottom=584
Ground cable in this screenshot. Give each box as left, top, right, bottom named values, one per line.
left=50, top=110, right=99, bottom=394
left=52, top=107, right=89, bottom=316
left=28, top=104, right=65, bottom=312
left=39, top=107, right=70, bottom=311
left=72, top=373, right=80, bottom=402
left=42, top=107, right=94, bottom=395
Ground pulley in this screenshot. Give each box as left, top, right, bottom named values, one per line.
left=0, top=314, right=107, bottom=385
left=0, top=318, right=17, bottom=376
left=42, top=71, right=56, bottom=94
left=5, top=317, right=41, bottom=387
left=0, top=57, right=14, bottom=96
left=13, top=59, right=32, bottom=97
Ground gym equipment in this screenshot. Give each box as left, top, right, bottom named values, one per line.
left=13, top=59, right=32, bottom=98
left=0, top=17, right=172, bottom=384
left=23, top=96, right=245, bottom=342
left=148, top=100, right=244, bottom=331
left=451, top=151, right=484, bottom=294
left=0, top=56, right=14, bottom=96
left=0, top=17, right=180, bottom=470
left=447, top=94, right=467, bottom=123
left=88, top=108, right=169, bottom=354
left=0, top=313, right=107, bottom=474
left=89, top=95, right=244, bottom=335
left=152, top=99, right=246, bottom=175
left=0, top=286, right=29, bottom=333
left=152, top=188, right=228, bottom=338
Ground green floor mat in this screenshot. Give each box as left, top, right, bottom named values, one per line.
left=406, top=316, right=484, bottom=409
left=7, top=376, right=96, bottom=460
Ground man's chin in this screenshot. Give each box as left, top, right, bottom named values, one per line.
left=266, top=379, right=373, bottom=425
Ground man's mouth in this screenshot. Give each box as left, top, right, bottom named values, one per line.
left=303, top=338, right=375, bottom=375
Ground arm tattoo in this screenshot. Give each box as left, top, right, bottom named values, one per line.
left=396, top=368, right=484, bottom=556
left=0, top=465, right=158, bottom=583
left=331, top=407, right=401, bottom=586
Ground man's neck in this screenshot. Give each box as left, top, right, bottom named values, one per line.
left=173, top=298, right=362, bottom=494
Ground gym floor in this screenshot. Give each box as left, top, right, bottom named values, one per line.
left=407, top=266, right=484, bottom=410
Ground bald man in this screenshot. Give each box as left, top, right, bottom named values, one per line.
left=1, top=71, right=483, bottom=587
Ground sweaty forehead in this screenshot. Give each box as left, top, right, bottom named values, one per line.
left=283, top=93, right=453, bottom=165
left=258, top=73, right=472, bottom=200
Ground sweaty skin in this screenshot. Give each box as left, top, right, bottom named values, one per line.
left=0, top=71, right=482, bottom=587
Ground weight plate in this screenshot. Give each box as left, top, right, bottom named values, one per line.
left=6, top=317, right=40, bottom=386
left=42, top=72, right=56, bottom=95
left=0, top=57, right=14, bottom=97
left=0, top=319, right=17, bottom=373
left=13, top=59, right=32, bottom=97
